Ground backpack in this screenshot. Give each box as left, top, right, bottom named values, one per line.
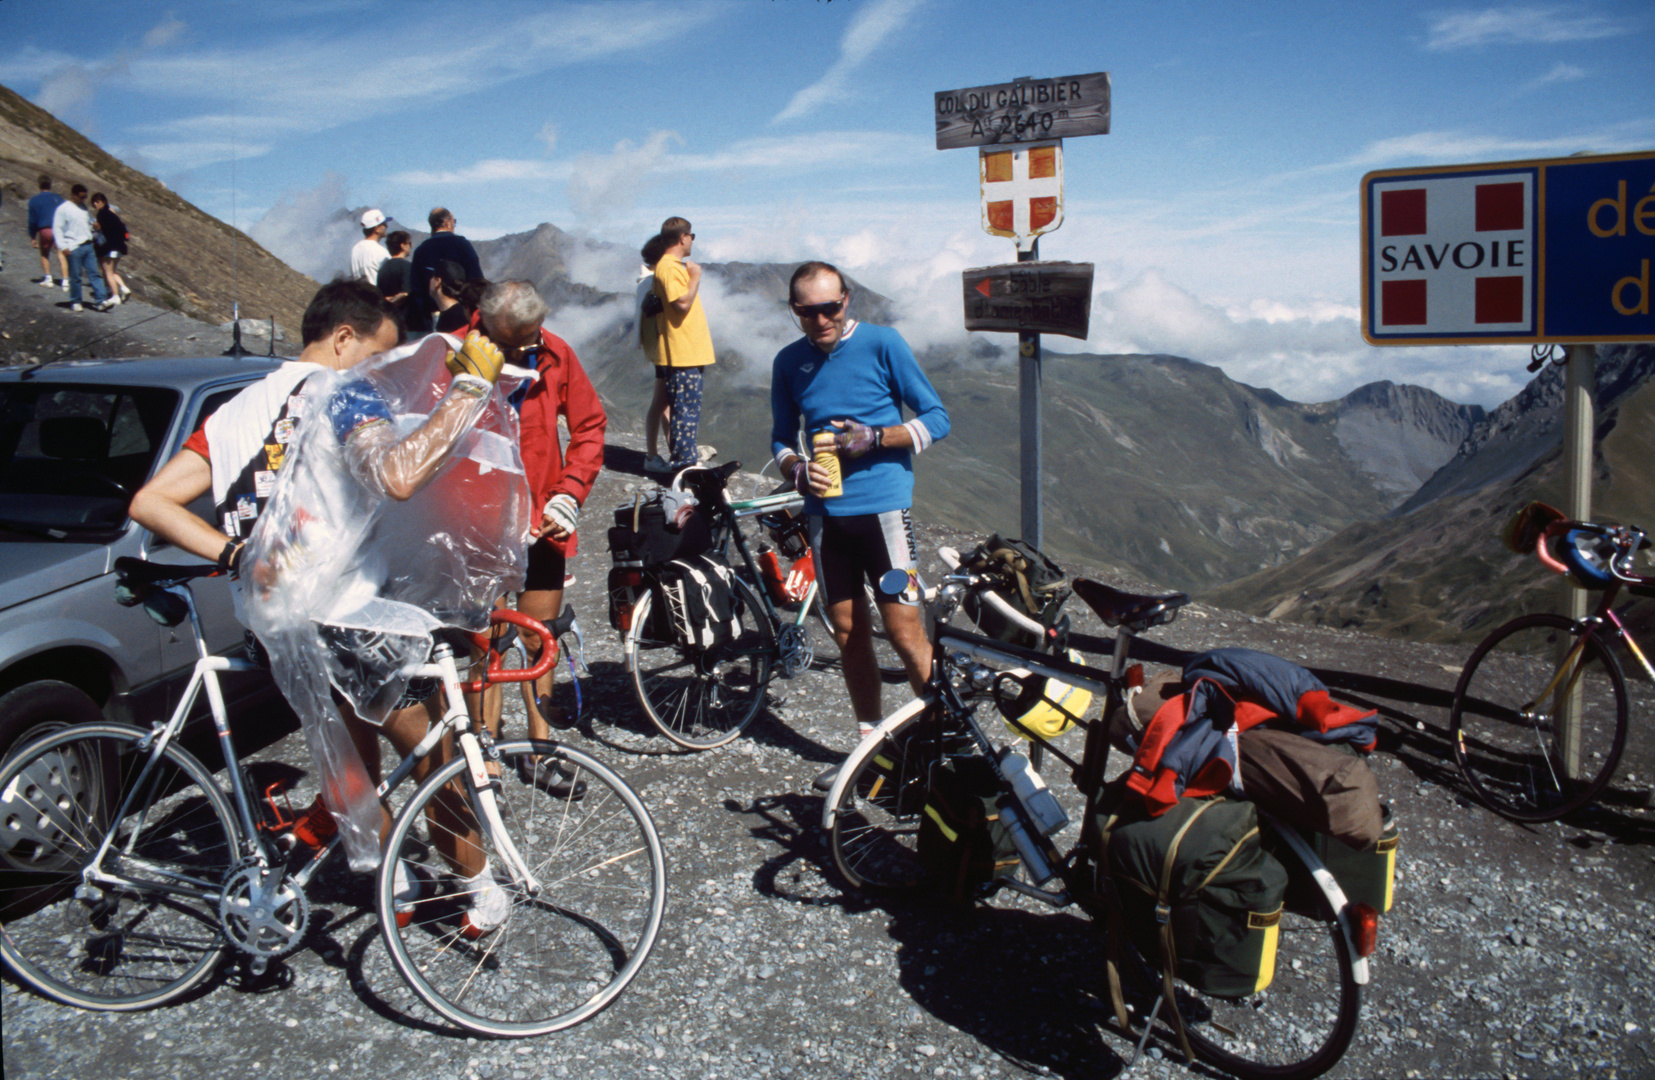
left=916, top=754, right=1021, bottom=903
left=652, top=554, right=744, bottom=649
left=1102, top=795, right=1287, bottom=1059
left=958, top=534, right=1070, bottom=649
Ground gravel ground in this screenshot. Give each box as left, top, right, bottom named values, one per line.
left=4, top=418, right=1655, bottom=1080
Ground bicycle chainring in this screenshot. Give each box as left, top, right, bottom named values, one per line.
left=776, top=622, right=814, bottom=677
left=218, top=858, right=310, bottom=958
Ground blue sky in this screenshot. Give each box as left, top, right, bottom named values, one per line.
left=2, top=0, right=1651, bottom=406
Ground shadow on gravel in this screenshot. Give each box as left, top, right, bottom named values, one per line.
left=576, top=659, right=844, bottom=764
left=882, top=904, right=1145, bottom=1080
left=735, top=792, right=879, bottom=911
left=726, top=793, right=1217, bottom=1079
left=604, top=443, right=650, bottom=478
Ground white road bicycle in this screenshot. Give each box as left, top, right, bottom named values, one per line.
left=0, top=557, right=665, bottom=1038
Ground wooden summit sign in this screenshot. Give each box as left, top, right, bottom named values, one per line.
left=962, top=261, right=1094, bottom=339
left=935, top=72, right=1111, bottom=151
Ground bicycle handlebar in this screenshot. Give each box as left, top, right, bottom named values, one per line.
left=462, top=609, right=559, bottom=691
left=1535, top=518, right=1654, bottom=586
left=934, top=545, right=1055, bottom=642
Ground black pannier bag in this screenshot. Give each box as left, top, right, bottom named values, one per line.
left=607, top=489, right=710, bottom=632
left=1104, top=795, right=1287, bottom=997
left=916, top=754, right=1021, bottom=902
left=958, top=534, right=1070, bottom=649
left=652, top=554, right=744, bottom=649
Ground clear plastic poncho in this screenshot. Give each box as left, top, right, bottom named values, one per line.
left=244, top=333, right=532, bottom=871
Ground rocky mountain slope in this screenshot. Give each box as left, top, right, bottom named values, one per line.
left=0, top=84, right=315, bottom=332
left=1208, top=343, right=1655, bottom=643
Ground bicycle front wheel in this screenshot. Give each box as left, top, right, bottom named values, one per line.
left=0, top=723, right=236, bottom=1011
left=828, top=697, right=950, bottom=895
left=1118, top=828, right=1361, bottom=1080
left=626, top=574, right=775, bottom=749
left=1451, top=613, right=1628, bottom=821
left=379, top=740, right=667, bottom=1037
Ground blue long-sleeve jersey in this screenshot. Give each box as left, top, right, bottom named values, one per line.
left=770, top=322, right=949, bottom=516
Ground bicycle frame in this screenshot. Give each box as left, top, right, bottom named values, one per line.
left=85, top=576, right=559, bottom=905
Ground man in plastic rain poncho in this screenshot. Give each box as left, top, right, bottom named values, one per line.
left=132, top=279, right=532, bottom=932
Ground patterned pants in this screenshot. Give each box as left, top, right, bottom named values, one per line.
left=665, top=367, right=703, bottom=468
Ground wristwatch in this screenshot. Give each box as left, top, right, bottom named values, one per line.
left=873, top=426, right=885, bottom=449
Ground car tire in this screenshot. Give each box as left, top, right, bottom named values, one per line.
left=0, top=681, right=105, bottom=763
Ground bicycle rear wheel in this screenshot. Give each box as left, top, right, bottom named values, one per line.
left=379, top=740, right=666, bottom=1037
left=1451, top=613, right=1628, bottom=821
left=828, top=697, right=952, bottom=895
left=0, top=723, right=236, bottom=1010
left=626, top=575, right=775, bottom=749
left=1116, top=828, right=1361, bottom=1080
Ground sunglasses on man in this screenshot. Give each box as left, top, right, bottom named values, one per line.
left=791, top=296, right=847, bottom=320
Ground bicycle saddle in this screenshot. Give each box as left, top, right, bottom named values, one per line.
left=1072, top=578, right=1189, bottom=631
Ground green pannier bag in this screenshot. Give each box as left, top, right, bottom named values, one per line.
left=916, top=754, right=1020, bottom=902
left=1106, top=795, right=1288, bottom=999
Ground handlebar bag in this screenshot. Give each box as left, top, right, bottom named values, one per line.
left=958, top=533, right=1070, bottom=649
left=1105, top=794, right=1287, bottom=998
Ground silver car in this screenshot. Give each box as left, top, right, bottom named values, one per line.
left=0, top=356, right=285, bottom=757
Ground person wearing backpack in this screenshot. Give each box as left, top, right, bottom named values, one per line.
left=769, top=261, right=950, bottom=791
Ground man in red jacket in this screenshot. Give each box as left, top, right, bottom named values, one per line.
left=470, top=281, right=606, bottom=775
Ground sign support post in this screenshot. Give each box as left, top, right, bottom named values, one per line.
left=1559, top=341, right=1597, bottom=777
left=1019, top=238, right=1043, bottom=547
left=937, top=72, right=1109, bottom=550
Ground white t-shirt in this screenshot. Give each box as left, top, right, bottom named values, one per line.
left=350, top=237, right=390, bottom=284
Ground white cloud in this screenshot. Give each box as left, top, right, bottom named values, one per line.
left=22, top=2, right=730, bottom=171
left=246, top=172, right=358, bottom=281
left=565, top=130, right=684, bottom=228
left=393, top=159, right=573, bottom=186
left=537, top=123, right=559, bottom=156
left=773, top=0, right=927, bottom=122
left=1529, top=60, right=1588, bottom=88
left=1424, top=6, right=1635, bottom=50
left=1339, top=128, right=1638, bottom=169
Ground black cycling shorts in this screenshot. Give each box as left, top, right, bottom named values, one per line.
left=806, top=509, right=920, bottom=607
left=523, top=536, right=568, bottom=593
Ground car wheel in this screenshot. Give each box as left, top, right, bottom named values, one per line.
left=0, top=681, right=106, bottom=764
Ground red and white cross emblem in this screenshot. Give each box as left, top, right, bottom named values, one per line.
left=981, top=140, right=1064, bottom=252
left=1369, top=171, right=1535, bottom=336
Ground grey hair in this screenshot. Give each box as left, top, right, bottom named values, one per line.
left=479, top=280, right=549, bottom=330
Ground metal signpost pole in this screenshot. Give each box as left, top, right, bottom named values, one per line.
left=1559, top=342, right=1597, bottom=777
left=937, top=72, right=1108, bottom=553
left=1019, top=238, right=1042, bottom=548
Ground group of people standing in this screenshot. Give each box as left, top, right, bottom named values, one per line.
left=348, top=206, right=485, bottom=336
left=24, top=173, right=131, bottom=312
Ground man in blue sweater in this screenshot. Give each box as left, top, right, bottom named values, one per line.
left=770, top=261, right=950, bottom=790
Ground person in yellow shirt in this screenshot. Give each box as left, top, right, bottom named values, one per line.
left=651, top=216, right=716, bottom=471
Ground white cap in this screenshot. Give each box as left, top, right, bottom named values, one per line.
left=361, top=208, right=387, bottom=229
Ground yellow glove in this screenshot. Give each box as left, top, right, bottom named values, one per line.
left=446, top=330, right=505, bottom=384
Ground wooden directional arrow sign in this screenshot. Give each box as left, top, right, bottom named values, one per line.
left=962, top=261, right=1094, bottom=339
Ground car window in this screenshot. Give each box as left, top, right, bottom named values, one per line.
left=0, top=384, right=180, bottom=536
